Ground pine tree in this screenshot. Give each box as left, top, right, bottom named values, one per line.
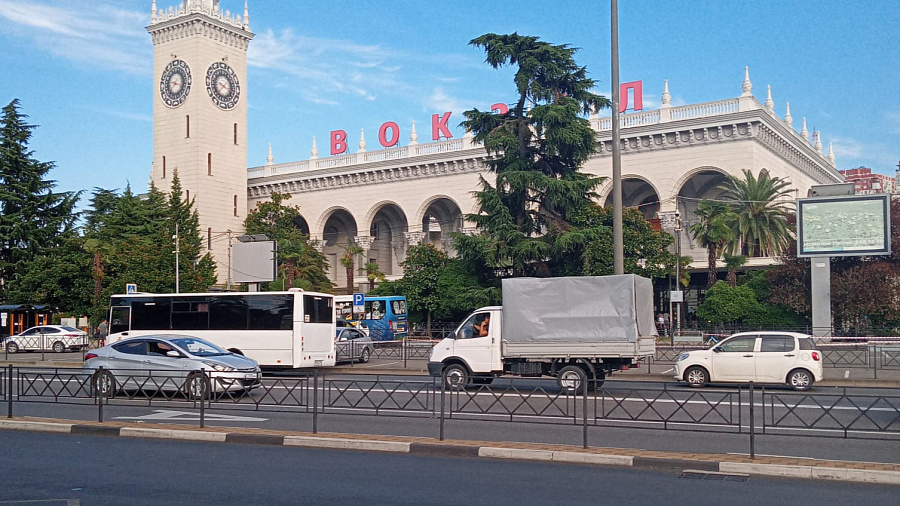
left=0, top=99, right=79, bottom=298
left=455, top=34, right=612, bottom=278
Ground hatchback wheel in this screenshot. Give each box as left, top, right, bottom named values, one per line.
left=685, top=366, right=708, bottom=388
left=788, top=369, right=813, bottom=391
left=359, top=347, right=371, bottom=363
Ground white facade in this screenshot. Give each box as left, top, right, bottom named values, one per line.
left=144, top=4, right=843, bottom=290
left=148, top=0, right=253, bottom=278
left=246, top=71, right=842, bottom=288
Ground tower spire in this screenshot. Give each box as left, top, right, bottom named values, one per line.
left=661, top=78, right=671, bottom=107
left=741, top=66, right=752, bottom=97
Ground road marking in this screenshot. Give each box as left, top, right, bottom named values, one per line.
left=113, top=410, right=267, bottom=422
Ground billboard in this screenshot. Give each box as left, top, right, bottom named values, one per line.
left=232, top=240, right=277, bottom=283
left=796, top=194, right=891, bottom=257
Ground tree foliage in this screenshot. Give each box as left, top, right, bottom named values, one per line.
left=0, top=99, right=79, bottom=299
left=689, top=200, right=735, bottom=288
left=455, top=33, right=618, bottom=279
left=244, top=192, right=332, bottom=292
left=718, top=168, right=793, bottom=257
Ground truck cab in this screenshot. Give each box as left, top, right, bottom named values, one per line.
left=428, top=307, right=503, bottom=384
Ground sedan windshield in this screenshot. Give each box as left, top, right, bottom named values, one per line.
left=168, top=337, right=229, bottom=357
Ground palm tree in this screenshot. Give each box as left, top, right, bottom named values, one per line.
left=722, top=252, right=748, bottom=287
left=718, top=168, right=793, bottom=257
left=689, top=200, right=735, bottom=289
left=365, top=261, right=385, bottom=290
left=339, top=239, right=363, bottom=295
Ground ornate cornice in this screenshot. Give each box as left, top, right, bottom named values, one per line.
left=593, top=109, right=842, bottom=184
left=247, top=153, right=489, bottom=199
left=148, top=15, right=253, bottom=49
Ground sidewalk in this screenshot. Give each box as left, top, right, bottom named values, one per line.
left=1, top=416, right=898, bottom=485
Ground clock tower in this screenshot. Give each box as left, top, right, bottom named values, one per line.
left=147, top=0, right=253, bottom=282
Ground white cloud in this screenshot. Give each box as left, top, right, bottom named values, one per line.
left=0, top=0, right=148, bottom=74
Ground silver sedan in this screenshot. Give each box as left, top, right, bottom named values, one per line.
left=82, top=334, right=261, bottom=398
left=335, top=328, right=373, bottom=363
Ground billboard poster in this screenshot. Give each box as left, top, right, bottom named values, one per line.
left=797, top=194, right=891, bottom=257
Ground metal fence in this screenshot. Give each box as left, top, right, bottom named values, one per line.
left=5, top=366, right=899, bottom=450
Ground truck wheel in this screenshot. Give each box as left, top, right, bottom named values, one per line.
left=472, top=377, right=493, bottom=385
left=443, top=364, right=469, bottom=390
left=557, top=365, right=586, bottom=395
left=588, top=371, right=606, bottom=391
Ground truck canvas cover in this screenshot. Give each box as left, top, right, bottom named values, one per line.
left=501, top=275, right=657, bottom=343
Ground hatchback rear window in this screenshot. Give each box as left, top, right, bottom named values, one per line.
left=798, top=338, right=819, bottom=350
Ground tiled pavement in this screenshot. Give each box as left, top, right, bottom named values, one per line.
left=2, top=417, right=899, bottom=485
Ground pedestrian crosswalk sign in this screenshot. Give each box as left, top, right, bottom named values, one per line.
left=126, top=283, right=137, bottom=294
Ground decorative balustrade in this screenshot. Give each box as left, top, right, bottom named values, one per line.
left=669, top=99, right=740, bottom=121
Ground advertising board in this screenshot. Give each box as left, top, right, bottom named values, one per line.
left=796, top=194, right=891, bottom=257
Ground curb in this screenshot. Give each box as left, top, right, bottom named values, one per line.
left=1, top=418, right=898, bottom=485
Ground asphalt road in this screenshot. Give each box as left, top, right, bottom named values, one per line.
left=1, top=431, right=897, bottom=505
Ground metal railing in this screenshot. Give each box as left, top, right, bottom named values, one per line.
left=5, top=366, right=899, bottom=449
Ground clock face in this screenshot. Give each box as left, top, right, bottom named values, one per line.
left=206, top=62, right=240, bottom=110
left=159, top=60, right=192, bottom=108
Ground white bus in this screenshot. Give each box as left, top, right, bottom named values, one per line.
left=107, top=289, right=336, bottom=368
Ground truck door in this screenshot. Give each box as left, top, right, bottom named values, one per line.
left=453, top=311, right=496, bottom=373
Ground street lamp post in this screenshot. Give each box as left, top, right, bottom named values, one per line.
left=610, top=0, right=624, bottom=275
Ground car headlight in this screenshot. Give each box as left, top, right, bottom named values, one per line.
left=676, top=352, right=690, bottom=362
left=202, top=361, right=234, bottom=372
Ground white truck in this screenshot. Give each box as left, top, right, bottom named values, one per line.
left=428, top=274, right=657, bottom=393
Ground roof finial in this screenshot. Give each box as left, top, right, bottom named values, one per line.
left=409, top=121, right=418, bottom=145
left=828, top=142, right=835, bottom=164
left=266, top=143, right=273, bottom=165
left=243, top=0, right=250, bottom=30
left=741, top=66, right=752, bottom=97
left=661, top=78, right=671, bottom=107
left=814, top=131, right=823, bottom=151
left=151, top=0, right=158, bottom=23
left=784, top=102, right=793, bottom=128
left=765, top=85, right=774, bottom=112
left=800, top=118, right=809, bottom=140
left=310, top=136, right=319, bottom=159
left=358, top=129, right=367, bottom=153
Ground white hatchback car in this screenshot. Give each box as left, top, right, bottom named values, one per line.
left=674, top=331, right=824, bottom=390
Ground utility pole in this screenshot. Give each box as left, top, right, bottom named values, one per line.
left=226, top=230, right=233, bottom=291
left=610, top=0, right=624, bottom=275
left=174, top=223, right=180, bottom=294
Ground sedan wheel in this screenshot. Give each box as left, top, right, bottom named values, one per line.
left=184, top=373, right=210, bottom=400
left=685, top=366, right=708, bottom=388
left=52, top=341, right=66, bottom=353
left=788, top=369, right=813, bottom=391
left=5, top=342, right=18, bottom=354
left=93, top=370, right=117, bottom=398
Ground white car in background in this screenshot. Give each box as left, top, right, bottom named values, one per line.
left=3, top=325, right=89, bottom=353
left=674, top=331, right=824, bottom=390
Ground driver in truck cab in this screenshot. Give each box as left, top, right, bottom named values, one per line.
left=474, top=314, right=490, bottom=337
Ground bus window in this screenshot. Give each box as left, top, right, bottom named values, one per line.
left=304, top=295, right=333, bottom=323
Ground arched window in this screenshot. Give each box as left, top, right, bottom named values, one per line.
left=207, top=227, right=212, bottom=250
left=234, top=123, right=238, bottom=145
left=186, top=190, right=190, bottom=202
left=186, top=115, right=190, bottom=138
left=208, top=153, right=212, bottom=175
left=233, top=195, right=238, bottom=216
left=162, top=156, right=166, bottom=178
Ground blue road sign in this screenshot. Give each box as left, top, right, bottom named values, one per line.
left=353, top=293, right=365, bottom=306
left=126, top=283, right=137, bottom=294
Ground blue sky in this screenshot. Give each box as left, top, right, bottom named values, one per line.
left=0, top=0, right=898, bottom=201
